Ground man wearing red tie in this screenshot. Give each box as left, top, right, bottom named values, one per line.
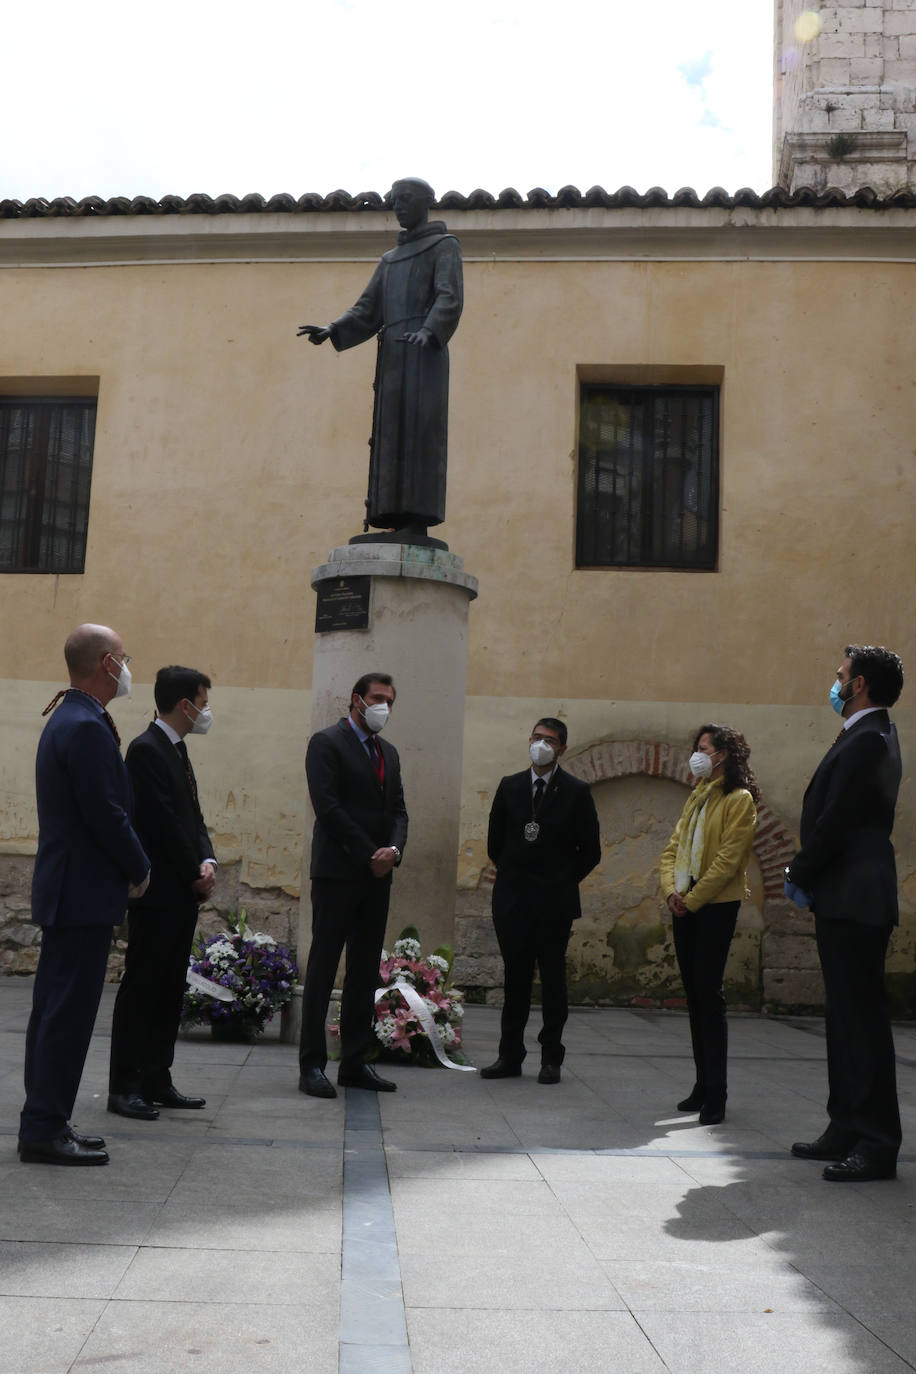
left=298, top=673, right=408, bottom=1099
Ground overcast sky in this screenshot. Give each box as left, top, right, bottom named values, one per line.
left=2, top=0, right=776, bottom=202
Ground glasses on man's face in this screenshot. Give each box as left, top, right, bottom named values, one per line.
left=107, top=652, right=131, bottom=666
left=531, top=734, right=561, bottom=748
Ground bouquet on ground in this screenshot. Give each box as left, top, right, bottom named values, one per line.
left=181, top=909, right=298, bottom=1040
left=330, top=926, right=467, bottom=1067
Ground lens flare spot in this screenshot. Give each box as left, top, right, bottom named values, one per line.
left=794, top=10, right=822, bottom=43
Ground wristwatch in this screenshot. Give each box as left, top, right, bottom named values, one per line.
left=389, top=847, right=401, bottom=862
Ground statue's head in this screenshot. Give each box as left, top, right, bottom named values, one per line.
left=391, top=178, right=435, bottom=231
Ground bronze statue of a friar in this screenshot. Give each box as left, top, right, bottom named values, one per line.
left=299, top=178, right=463, bottom=544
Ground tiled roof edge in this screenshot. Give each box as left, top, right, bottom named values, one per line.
left=2, top=185, right=916, bottom=218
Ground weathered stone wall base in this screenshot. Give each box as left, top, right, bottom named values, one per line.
left=0, top=856, right=299, bottom=980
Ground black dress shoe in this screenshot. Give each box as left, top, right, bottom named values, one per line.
left=699, top=1101, right=726, bottom=1125
left=538, top=1064, right=561, bottom=1085
left=823, top=1151, right=897, bottom=1183
left=479, top=1058, right=522, bottom=1079
left=20, top=1135, right=109, bottom=1166
left=299, top=1067, right=337, bottom=1099
left=107, top=1092, right=160, bottom=1120
left=337, top=1063, right=397, bottom=1092
left=69, top=1127, right=106, bottom=1150
left=678, top=1087, right=705, bottom=1112
left=148, top=1086, right=206, bottom=1109
left=791, top=1131, right=852, bottom=1162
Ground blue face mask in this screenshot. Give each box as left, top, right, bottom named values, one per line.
left=830, top=679, right=853, bottom=716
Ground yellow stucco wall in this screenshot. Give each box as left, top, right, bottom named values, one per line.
left=0, top=208, right=913, bottom=1004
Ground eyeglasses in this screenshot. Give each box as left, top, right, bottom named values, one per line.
left=530, top=734, right=562, bottom=747
left=107, top=652, right=131, bottom=666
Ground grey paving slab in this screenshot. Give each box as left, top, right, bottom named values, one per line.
left=637, top=1310, right=915, bottom=1374
left=113, top=1246, right=339, bottom=1305
left=395, top=1208, right=599, bottom=1260
left=165, top=1141, right=341, bottom=1201
left=0, top=1196, right=163, bottom=1246
left=144, top=1197, right=340, bottom=1252
left=603, top=1257, right=841, bottom=1313
left=400, top=1250, right=627, bottom=1311
left=0, top=1295, right=106, bottom=1374
left=385, top=1147, right=541, bottom=1180
left=406, top=1308, right=668, bottom=1373
left=0, top=1241, right=135, bottom=1298
left=389, top=1174, right=561, bottom=1216
left=74, top=1300, right=338, bottom=1374
left=534, top=1152, right=695, bottom=1183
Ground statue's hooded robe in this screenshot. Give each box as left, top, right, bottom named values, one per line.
left=329, top=221, right=463, bottom=530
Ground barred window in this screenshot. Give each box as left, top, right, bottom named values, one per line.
left=577, top=384, right=719, bottom=570
left=0, top=397, right=96, bottom=573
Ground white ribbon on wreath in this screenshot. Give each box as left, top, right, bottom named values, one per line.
left=374, top=977, right=476, bottom=1072
left=186, top=969, right=236, bottom=1002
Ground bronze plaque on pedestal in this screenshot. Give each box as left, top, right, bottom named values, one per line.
left=315, top=576, right=371, bottom=633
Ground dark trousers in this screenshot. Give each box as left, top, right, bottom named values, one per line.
left=815, top=916, right=901, bottom=1157
left=672, top=900, right=739, bottom=1102
left=298, top=877, right=391, bottom=1072
left=20, top=924, right=113, bottom=1143
left=493, top=907, right=574, bottom=1066
left=109, top=902, right=199, bottom=1096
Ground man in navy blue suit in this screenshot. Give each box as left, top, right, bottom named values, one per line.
left=787, top=645, right=904, bottom=1183
left=19, top=624, right=150, bottom=1166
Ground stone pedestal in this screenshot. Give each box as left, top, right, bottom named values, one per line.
left=295, top=542, right=478, bottom=998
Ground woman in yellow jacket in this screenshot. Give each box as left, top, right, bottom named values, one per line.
left=659, top=724, right=759, bottom=1125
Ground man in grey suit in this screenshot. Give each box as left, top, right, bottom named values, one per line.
left=787, top=645, right=904, bottom=1182
left=19, top=624, right=149, bottom=1166
left=298, top=673, right=408, bottom=1099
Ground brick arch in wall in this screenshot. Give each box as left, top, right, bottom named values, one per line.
left=563, top=740, right=797, bottom=903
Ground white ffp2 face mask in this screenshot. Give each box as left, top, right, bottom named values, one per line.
left=689, top=750, right=713, bottom=779
left=108, top=659, right=131, bottom=699
left=529, top=739, right=555, bottom=768
left=361, top=698, right=390, bottom=733
left=189, top=704, right=213, bottom=735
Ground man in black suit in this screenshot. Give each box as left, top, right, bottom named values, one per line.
left=20, top=624, right=150, bottom=1166
left=298, top=672, right=408, bottom=1099
left=787, top=645, right=904, bottom=1182
left=481, top=718, right=601, bottom=1084
left=108, top=666, right=216, bottom=1120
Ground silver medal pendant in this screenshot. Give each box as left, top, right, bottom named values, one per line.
left=524, top=821, right=540, bottom=842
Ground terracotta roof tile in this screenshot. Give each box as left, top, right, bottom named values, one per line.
left=2, top=184, right=915, bottom=218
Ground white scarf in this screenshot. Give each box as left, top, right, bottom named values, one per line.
left=673, top=777, right=719, bottom=894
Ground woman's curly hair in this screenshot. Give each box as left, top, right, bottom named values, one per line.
left=692, top=723, right=760, bottom=803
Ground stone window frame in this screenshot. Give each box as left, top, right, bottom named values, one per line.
left=575, top=365, right=723, bottom=573
left=0, top=386, right=98, bottom=574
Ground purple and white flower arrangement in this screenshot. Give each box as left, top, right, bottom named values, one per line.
left=182, top=909, right=298, bottom=1039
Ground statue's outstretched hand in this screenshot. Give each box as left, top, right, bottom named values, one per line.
left=297, top=324, right=331, bottom=344
left=399, top=326, right=434, bottom=347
